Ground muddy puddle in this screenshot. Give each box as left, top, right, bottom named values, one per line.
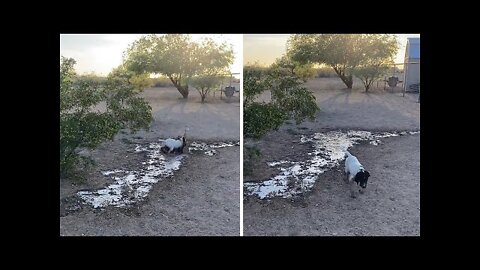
left=188, top=141, right=240, bottom=156
left=77, top=140, right=239, bottom=209
left=244, top=130, right=419, bottom=200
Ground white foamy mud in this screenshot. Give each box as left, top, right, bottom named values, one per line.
left=77, top=140, right=240, bottom=209
left=244, top=130, right=419, bottom=199
left=188, top=141, right=240, bottom=156
left=77, top=142, right=184, bottom=208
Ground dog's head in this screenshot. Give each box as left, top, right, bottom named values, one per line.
left=354, top=170, right=370, bottom=189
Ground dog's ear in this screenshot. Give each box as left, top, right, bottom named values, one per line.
left=365, top=170, right=370, bottom=178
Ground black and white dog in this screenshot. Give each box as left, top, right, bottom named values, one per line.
left=344, top=151, right=370, bottom=198
left=160, top=129, right=187, bottom=154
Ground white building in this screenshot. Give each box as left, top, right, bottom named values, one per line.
left=403, top=37, right=420, bottom=92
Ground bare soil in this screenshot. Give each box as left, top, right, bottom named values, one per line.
left=243, top=77, right=420, bottom=236
left=60, top=87, right=240, bottom=236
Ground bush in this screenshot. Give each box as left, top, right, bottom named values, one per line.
left=76, top=73, right=107, bottom=84
left=294, top=63, right=317, bottom=82
left=60, top=57, right=153, bottom=178
left=315, top=67, right=337, bottom=78
left=243, top=65, right=319, bottom=177
left=244, top=102, right=286, bottom=138
left=243, top=145, right=261, bottom=176
left=243, top=65, right=319, bottom=139
left=151, top=77, right=174, bottom=87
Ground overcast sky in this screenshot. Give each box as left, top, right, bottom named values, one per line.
left=60, top=34, right=243, bottom=76
left=243, top=34, right=420, bottom=66
left=60, top=34, right=419, bottom=75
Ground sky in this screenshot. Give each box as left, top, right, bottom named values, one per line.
left=60, top=34, right=419, bottom=76
left=60, top=34, right=243, bottom=76
left=243, top=34, right=420, bottom=66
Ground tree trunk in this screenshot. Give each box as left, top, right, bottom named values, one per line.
left=338, top=74, right=353, bottom=89
left=345, top=75, right=353, bottom=89
left=332, top=67, right=353, bottom=89
left=364, top=78, right=371, bottom=92
left=169, top=76, right=189, bottom=99
left=178, top=85, right=189, bottom=99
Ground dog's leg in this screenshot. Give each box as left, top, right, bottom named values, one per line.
left=349, top=177, right=357, bottom=198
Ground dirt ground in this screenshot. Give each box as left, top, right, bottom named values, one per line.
left=243, top=77, right=420, bottom=236
left=60, top=87, right=240, bottom=236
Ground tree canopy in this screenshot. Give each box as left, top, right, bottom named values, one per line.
left=243, top=65, right=319, bottom=139
left=123, top=34, right=233, bottom=99
left=288, top=34, right=399, bottom=89
left=60, top=56, right=153, bottom=178
left=353, top=34, right=398, bottom=91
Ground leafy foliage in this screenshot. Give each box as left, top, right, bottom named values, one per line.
left=123, top=34, right=233, bottom=99
left=244, top=102, right=286, bottom=138
left=189, top=75, right=226, bottom=102
left=352, top=35, right=399, bottom=91
left=60, top=56, right=153, bottom=178
left=288, top=34, right=399, bottom=89
left=243, top=65, right=319, bottom=139
left=270, top=55, right=316, bottom=82
left=109, top=65, right=152, bottom=91
left=151, top=76, right=174, bottom=87
left=243, top=145, right=262, bottom=176
left=189, top=38, right=234, bottom=102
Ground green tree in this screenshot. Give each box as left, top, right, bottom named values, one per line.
left=243, top=66, right=319, bottom=139
left=288, top=34, right=399, bottom=90
left=353, top=35, right=399, bottom=92
left=189, top=38, right=234, bottom=102
left=271, top=54, right=317, bottom=82
left=190, top=75, right=225, bottom=103
left=60, top=56, right=153, bottom=178
left=110, top=64, right=152, bottom=91
left=123, top=34, right=233, bottom=99
left=288, top=34, right=367, bottom=89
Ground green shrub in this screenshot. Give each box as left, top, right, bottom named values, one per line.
left=315, top=67, right=337, bottom=78
left=243, top=145, right=262, bottom=176
left=151, top=77, right=174, bottom=87
left=60, top=56, right=153, bottom=178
